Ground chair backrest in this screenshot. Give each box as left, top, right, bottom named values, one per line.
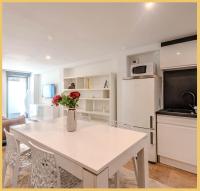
left=110, top=120, right=124, bottom=127
left=2, top=116, right=25, bottom=140
left=4, top=129, right=20, bottom=167
left=29, top=141, right=61, bottom=188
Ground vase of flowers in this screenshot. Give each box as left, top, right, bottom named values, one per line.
left=52, top=91, right=80, bottom=132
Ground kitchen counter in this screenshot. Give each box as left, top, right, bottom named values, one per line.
left=156, top=109, right=197, bottom=118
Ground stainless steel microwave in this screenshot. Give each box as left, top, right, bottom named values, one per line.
left=131, top=62, right=156, bottom=77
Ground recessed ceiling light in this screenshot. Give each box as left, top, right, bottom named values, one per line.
left=45, top=55, right=51, bottom=60
left=145, top=2, right=155, bottom=10
left=176, top=52, right=181, bottom=55
left=47, top=35, right=53, bottom=41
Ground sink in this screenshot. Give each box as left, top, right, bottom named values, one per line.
left=157, top=108, right=197, bottom=118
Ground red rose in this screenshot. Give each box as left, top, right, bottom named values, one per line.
left=52, top=95, right=62, bottom=106
left=69, top=91, right=80, bottom=99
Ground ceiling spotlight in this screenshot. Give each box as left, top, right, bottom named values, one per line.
left=176, top=52, right=181, bottom=56
left=145, top=2, right=155, bottom=10
left=45, top=55, right=51, bottom=60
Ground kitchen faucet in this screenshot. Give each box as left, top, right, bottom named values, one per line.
left=181, top=91, right=196, bottom=114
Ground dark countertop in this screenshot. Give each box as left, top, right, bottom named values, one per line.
left=156, top=109, right=197, bottom=118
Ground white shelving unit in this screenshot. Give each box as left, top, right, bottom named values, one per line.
left=62, top=73, right=116, bottom=123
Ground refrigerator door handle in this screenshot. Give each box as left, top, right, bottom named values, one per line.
left=150, top=115, right=153, bottom=129
left=150, top=132, right=154, bottom=144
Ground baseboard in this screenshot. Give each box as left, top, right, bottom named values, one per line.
left=159, top=156, right=197, bottom=174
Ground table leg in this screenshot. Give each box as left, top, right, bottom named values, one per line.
left=2, top=158, right=7, bottom=187
left=132, top=157, right=138, bottom=184
left=12, top=162, right=20, bottom=187
left=114, top=171, right=120, bottom=188
left=136, top=146, right=149, bottom=188
left=82, top=168, right=109, bottom=188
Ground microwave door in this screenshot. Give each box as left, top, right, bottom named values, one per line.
left=132, top=65, right=147, bottom=74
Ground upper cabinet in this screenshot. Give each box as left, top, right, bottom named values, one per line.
left=160, top=40, right=196, bottom=69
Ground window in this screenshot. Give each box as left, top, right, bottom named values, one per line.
left=7, top=71, right=31, bottom=119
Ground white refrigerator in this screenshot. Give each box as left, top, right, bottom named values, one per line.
left=121, top=77, right=161, bottom=162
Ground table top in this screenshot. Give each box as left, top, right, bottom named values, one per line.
left=11, top=117, right=147, bottom=173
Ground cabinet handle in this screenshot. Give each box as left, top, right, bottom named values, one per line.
left=150, top=132, right=154, bottom=144
left=150, top=116, right=153, bottom=129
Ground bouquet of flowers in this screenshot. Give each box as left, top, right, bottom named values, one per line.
left=52, top=91, right=80, bottom=109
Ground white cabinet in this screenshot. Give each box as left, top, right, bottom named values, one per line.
left=157, top=115, right=197, bottom=173
left=160, top=40, right=196, bottom=69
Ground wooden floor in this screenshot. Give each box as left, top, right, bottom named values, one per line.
left=2, top=147, right=197, bottom=188
left=124, top=160, right=197, bottom=188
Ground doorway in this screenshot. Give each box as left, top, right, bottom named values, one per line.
left=7, top=72, right=31, bottom=119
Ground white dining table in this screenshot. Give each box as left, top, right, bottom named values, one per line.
left=10, top=117, right=148, bottom=188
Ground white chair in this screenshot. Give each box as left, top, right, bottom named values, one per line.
left=3, top=129, right=31, bottom=187
left=29, top=141, right=81, bottom=188
left=111, top=120, right=138, bottom=187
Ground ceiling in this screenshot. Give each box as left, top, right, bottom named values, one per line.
left=3, top=3, right=197, bottom=73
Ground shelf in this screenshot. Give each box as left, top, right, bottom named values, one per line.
left=62, top=72, right=116, bottom=122
left=79, top=97, right=110, bottom=101
left=63, top=74, right=109, bottom=79
left=63, top=88, right=110, bottom=91
left=64, top=108, right=109, bottom=116
left=78, top=110, right=110, bottom=116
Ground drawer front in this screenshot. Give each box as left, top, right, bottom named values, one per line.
left=157, top=114, right=196, bottom=128
left=157, top=123, right=196, bottom=165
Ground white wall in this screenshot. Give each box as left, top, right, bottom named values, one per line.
left=40, top=68, right=63, bottom=105
left=64, top=57, right=119, bottom=77
left=2, top=70, right=7, bottom=117
left=30, top=74, right=41, bottom=104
